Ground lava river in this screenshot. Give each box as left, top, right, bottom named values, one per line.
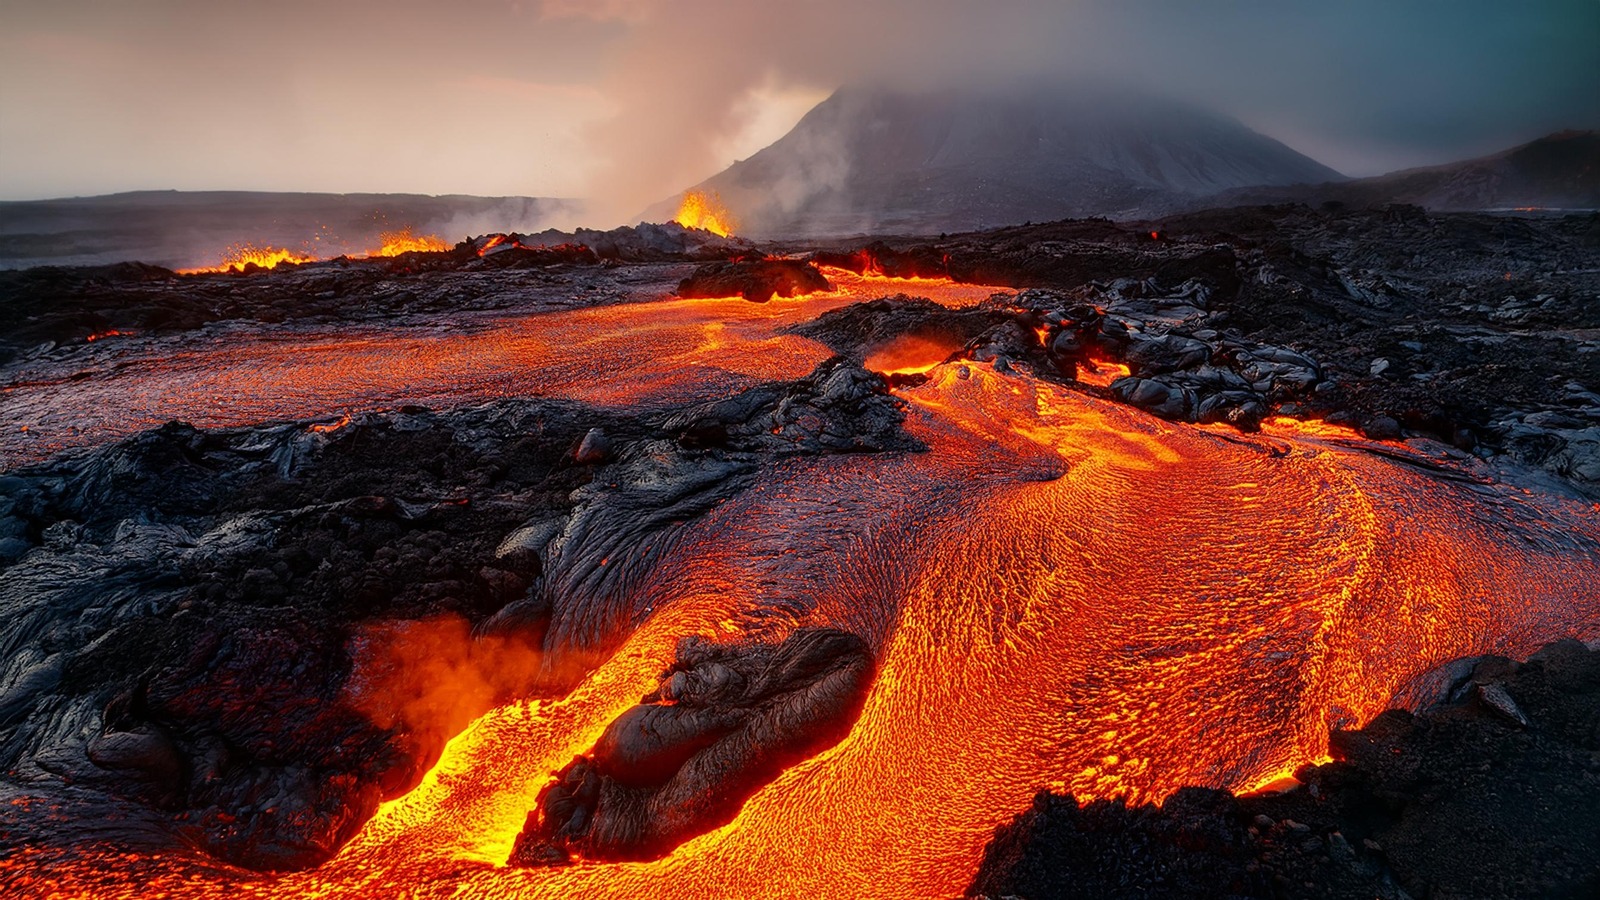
left=5, top=271, right=1600, bottom=898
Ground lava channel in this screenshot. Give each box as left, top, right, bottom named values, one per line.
left=13, top=357, right=1600, bottom=899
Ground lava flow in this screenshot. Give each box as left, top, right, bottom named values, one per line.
left=673, top=190, right=738, bottom=236
left=7, top=267, right=1599, bottom=900
left=0, top=268, right=996, bottom=464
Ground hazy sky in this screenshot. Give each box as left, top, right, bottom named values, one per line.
left=2, top=0, right=1596, bottom=217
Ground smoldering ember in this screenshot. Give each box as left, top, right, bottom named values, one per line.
left=3, top=47, right=1600, bottom=900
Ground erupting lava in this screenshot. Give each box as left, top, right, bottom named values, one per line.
left=178, top=244, right=317, bottom=274
left=371, top=228, right=449, bottom=256
left=4, top=268, right=1599, bottom=899
left=177, top=230, right=448, bottom=274
left=674, top=190, right=737, bottom=236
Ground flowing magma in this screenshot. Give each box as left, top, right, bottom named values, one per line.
left=7, top=270, right=1599, bottom=898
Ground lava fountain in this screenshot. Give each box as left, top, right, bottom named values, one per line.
left=177, top=244, right=318, bottom=274
left=673, top=190, right=738, bottom=237
left=370, top=228, right=449, bottom=256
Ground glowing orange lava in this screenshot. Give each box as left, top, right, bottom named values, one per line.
left=371, top=228, right=449, bottom=257
left=864, top=334, right=960, bottom=376
left=1076, top=358, right=1131, bottom=388
left=673, top=191, right=737, bottom=237
left=1255, top=415, right=1369, bottom=441
left=5, top=271, right=1599, bottom=900
left=178, top=244, right=317, bottom=275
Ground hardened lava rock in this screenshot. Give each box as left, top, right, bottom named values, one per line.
left=510, top=627, right=874, bottom=865
left=676, top=258, right=833, bottom=302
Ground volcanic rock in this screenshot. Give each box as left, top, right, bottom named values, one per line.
left=968, top=640, right=1600, bottom=900
left=786, top=294, right=1007, bottom=365
left=676, top=258, right=832, bottom=302
left=509, top=626, right=874, bottom=865
left=1111, top=376, right=1195, bottom=421
left=574, top=427, right=613, bottom=464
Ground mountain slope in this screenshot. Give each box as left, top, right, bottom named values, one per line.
left=661, top=85, right=1343, bottom=236
left=1210, top=130, right=1600, bottom=212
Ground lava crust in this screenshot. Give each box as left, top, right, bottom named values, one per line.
left=511, top=627, right=874, bottom=865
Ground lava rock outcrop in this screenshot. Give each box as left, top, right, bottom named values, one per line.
left=676, top=258, right=832, bottom=302
left=969, top=640, right=1600, bottom=900
left=510, top=627, right=874, bottom=865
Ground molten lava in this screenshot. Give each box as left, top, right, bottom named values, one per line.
left=673, top=191, right=737, bottom=237
left=5, top=268, right=1600, bottom=900
left=371, top=229, right=449, bottom=257
left=178, top=244, right=317, bottom=274
left=864, top=334, right=961, bottom=376
left=1075, top=358, right=1131, bottom=388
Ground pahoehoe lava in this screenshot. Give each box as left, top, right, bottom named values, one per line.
left=512, top=627, right=874, bottom=865
left=2, top=207, right=1598, bottom=899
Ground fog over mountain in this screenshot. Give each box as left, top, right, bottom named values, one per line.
left=656, top=84, right=1344, bottom=236
left=2, top=1, right=1595, bottom=224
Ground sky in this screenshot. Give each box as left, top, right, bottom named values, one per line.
left=1, top=0, right=1596, bottom=220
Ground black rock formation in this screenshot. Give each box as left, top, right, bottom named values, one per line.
left=968, top=640, right=1600, bottom=900
left=677, top=257, right=832, bottom=302
left=509, top=627, right=874, bottom=865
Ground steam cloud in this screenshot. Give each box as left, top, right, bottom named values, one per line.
left=1, top=1, right=1594, bottom=219
left=548, top=0, right=1600, bottom=226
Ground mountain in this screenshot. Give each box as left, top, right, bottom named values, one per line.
left=0, top=191, right=573, bottom=270
left=655, top=84, right=1344, bottom=236
left=1209, top=130, right=1600, bottom=212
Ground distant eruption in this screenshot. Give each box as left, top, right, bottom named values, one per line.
left=673, top=190, right=738, bottom=237
left=178, top=228, right=449, bottom=274
left=177, top=244, right=318, bottom=275
left=372, top=228, right=449, bottom=256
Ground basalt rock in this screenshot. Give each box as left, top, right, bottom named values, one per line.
left=786, top=294, right=1008, bottom=363
left=509, top=626, right=875, bottom=865
left=676, top=258, right=832, bottom=302
left=969, top=640, right=1600, bottom=900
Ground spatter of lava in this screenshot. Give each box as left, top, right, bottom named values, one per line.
left=6, top=270, right=1600, bottom=899
left=371, top=228, right=449, bottom=256
left=176, top=229, right=447, bottom=274
left=177, top=244, right=318, bottom=274
left=674, top=190, right=738, bottom=237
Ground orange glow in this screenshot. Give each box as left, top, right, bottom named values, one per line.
left=673, top=191, right=737, bottom=237
left=5, top=271, right=1599, bottom=900
left=864, top=334, right=960, bottom=376
left=1255, top=416, right=1367, bottom=441
left=1076, top=358, right=1131, bottom=388
left=812, top=264, right=968, bottom=295
left=306, top=413, right=352, bottom=433
left=178, top=244, right=317, bottom=274
left=477, top=234, right=512, bottom=256
left=370, top=228, right=449, bottom=257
